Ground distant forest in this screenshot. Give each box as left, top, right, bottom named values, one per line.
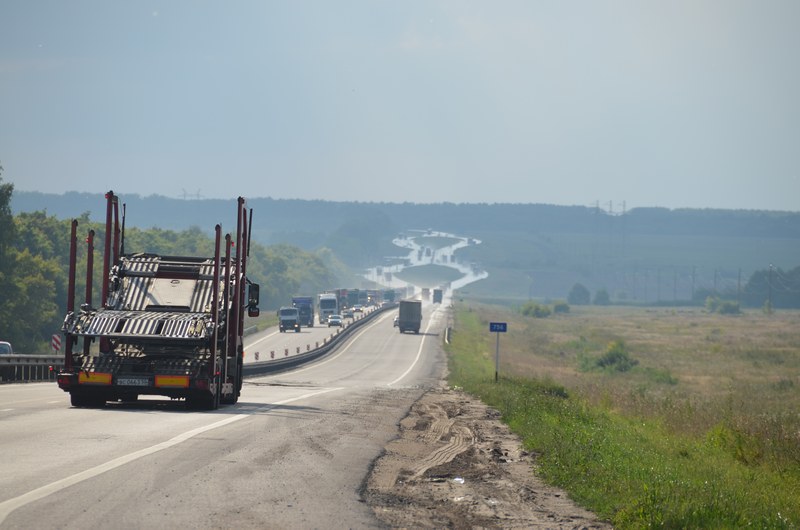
left=11, top=191, right=800, bottom=312
left=12, top=190, right=800, bottom=253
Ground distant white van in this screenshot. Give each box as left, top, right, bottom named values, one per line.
left=0, top=341, right=12, bottom=355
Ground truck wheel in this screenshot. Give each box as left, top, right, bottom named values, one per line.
left=70, top=392, right=105, bottom=408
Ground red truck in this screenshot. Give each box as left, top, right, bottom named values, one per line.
left=57, top=191, right=260, bottom=410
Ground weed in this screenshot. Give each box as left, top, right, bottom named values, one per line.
left=446, top=302, right=800, bottom=528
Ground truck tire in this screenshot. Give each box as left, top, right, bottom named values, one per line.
left=187, top=393, right=216, bottom=411
left=70, top=392, right=106, bottom=408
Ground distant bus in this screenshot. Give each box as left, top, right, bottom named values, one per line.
left=318, top=292, right=339, bottom=324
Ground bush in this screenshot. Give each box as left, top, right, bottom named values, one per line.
left=706, top=296, right=740, bottom=315
left=717, top=301, right=740, bottom=314
left=593, top=288, right=611, bottom=306
left=521, top=302, right=552, bottom=318
left=553, top=301, right=570, bottom=314
left=596, top=340, right=638, bottom=372
left=568, top=283, right=591, bottom=305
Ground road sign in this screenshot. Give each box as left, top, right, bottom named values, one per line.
left=51, top=334, right=61, bottom=353
left=489, top=323, right=508, bottom=382
left=489, top=322, right=507, bottom=333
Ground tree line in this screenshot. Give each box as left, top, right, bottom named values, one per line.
left=0, top=175, right=349, bottom=353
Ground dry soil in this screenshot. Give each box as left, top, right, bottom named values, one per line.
left=363, top=385, right=613, bottom=529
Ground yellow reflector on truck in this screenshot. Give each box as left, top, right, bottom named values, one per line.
left=78, top=372, right=112, bottom=385
left=155, top=375, right=190, bottom=388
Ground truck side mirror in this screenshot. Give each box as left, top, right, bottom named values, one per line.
left=247, top=283, right=260, bottom=317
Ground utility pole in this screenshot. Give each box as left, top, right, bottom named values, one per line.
left=621, top=200, right=626, bottom=258
left=673, top=269, right=678, bottom=301
left=714, top=268, right=718, bottom=295
left=737, top=268, right=741, bottom=306
left=768, top=263, right=773, bottom=312
left=657, top=268, right=661, bottom=302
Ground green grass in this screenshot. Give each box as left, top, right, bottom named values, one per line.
left=445, top=304, right=800, bottom=528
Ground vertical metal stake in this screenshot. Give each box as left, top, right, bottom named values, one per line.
left=495, top=332, right=500, bottom=382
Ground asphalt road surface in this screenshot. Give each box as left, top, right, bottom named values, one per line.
left=0, top=304, right=447, bottom=529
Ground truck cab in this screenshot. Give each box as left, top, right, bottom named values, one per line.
left=278, top=306, right=301, bottom=333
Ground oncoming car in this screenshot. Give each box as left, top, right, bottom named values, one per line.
left=327, top=314, right=343, bottom=327
left=0, top=341, right=12, bottom=355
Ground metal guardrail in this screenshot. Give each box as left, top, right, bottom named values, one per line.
left=0, top=355, right=64, bottom=383
left=0, top=304, right=397, bottom=384
left=243, top=303, right=395, bottom=377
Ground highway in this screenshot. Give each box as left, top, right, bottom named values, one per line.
left=0, top=303, right=447, bottom=529
left=243, top=309, right=376, bottom=365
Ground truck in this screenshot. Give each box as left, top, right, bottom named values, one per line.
left=346, top=289, right=360, bottom=310
left=432, top=288, right=443, bottom=304
left=291, top=296, right=315, bottom=327
left=383, top=289, right=396, bottom=303
left=397, top=300, right=422, bottom=334
left=318, top=292, right=338, bottom=324
left=57, top=191, right=260, bottom=410
left=278, top=306, right=301, bottom=332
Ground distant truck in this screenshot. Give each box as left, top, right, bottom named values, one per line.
left=397, top=300, right=422, bottom=334
left=291, top=296, right=315, bottom=327
left=278, top=306, right=301, bottom=332
left=432, top=288, right=443, bottom=304
left=346, top=289, right=360, bottom=310
left=318, top=292, right=338, bottom=324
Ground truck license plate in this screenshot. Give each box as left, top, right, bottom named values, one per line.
left=117, top=377, right=149, bottom=386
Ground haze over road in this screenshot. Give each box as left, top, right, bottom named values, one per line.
left=0, top=305, right=447, bottom=529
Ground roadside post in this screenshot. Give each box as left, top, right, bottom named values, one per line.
left=489, top=322, right=507, bottom=382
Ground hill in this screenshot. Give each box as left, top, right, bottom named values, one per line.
left=12, top=191, right=800, bottom=304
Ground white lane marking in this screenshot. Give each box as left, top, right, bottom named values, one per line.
left=0, top=387, right=342, bottom=525
left=0, top=409, right=12, bottom=412
left=387, top=306, right=440, bottom=387
left=245, top=329, right=279, bottom=348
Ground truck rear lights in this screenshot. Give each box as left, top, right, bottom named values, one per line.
left=194, top=378, right=210, bottom=391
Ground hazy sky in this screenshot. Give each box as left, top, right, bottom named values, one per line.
left=2, top=1, right=799, bottom=211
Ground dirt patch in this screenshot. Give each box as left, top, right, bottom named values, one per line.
left=363, top=386, right=612, bottom=529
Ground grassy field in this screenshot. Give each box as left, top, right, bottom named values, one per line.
left=446, top=302, right=800, bottom=528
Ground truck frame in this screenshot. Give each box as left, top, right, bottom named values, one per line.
left=57, top=191, right=259, bottom=410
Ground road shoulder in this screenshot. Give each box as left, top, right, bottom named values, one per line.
left=362, top=385, right=612, bottom=528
